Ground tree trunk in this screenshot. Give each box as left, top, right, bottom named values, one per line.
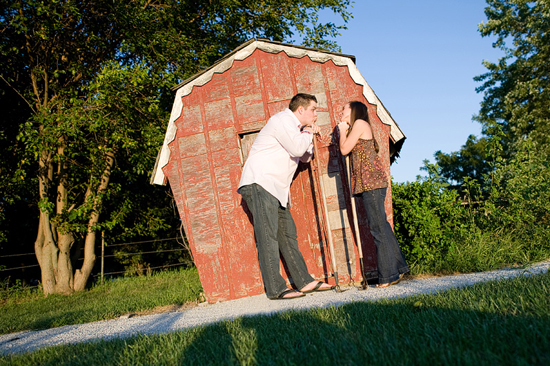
left=35, top=144, right=115, bottom=295
left=35, top=209, right=75, bottom=295
left=74, top=231, right=97, bottom=291
left=35, top=151, right=61, bottom=295
left=56, top=232, right=75, bottom=294
left=35, top=149, right=115, bottom=294
left=35, top=211, right=57, bottom=295
left=74, top=150, right=115, bottom=291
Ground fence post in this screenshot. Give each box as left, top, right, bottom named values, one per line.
left=101, top=231, right=105, bottom=285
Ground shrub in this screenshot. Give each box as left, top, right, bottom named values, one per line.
left=483, top=138, right=550, bottom=255
left=392, top=175, right=471, bottom=273
left=392, top=138, right=550, bottom=274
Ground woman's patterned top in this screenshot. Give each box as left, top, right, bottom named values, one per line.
left=350, top=138, right=388, bottom=195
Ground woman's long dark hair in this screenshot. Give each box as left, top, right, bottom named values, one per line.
left=348, top=101, right=379, bottom=153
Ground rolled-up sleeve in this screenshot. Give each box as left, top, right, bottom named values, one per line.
left=275, top=114, right=313, bottom=158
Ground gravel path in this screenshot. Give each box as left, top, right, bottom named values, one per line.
left=1, top=260, right=549, bottom=355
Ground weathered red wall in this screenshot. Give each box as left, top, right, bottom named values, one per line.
left=163, top=49, right=394, bottom=302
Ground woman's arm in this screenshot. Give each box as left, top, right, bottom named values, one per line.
left=338, top=119, right=372, bottom=155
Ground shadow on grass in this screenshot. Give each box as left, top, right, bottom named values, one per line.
left=3, top=298, right=549, bottom=365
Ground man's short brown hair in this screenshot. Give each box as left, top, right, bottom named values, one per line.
left=289, top=93, right=317, bottom=112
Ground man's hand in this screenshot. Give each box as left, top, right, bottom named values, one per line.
left=303, top=124, right=321, bottom=135
left=309, top=124, right=321, bottom=135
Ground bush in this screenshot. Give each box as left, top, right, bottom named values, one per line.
left=483, top=138, right=550, bottom=256
left=392, top=138, right=550, bottom=274
left=392, top=177, right=471, bottom=273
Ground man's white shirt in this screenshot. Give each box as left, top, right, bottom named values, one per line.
left=238, top=108, right=314, bottom=207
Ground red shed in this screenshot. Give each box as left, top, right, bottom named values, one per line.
left=151, top=39, right=405, bottom=303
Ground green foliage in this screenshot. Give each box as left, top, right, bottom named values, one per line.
left=434, top=135, right=492, bottom=190
left=485, top=138, right=550, bottom=245
left=436, top=0, right=550, bottom=191
left=13, top=62, right=170, bottom=237
left=475, top=0, right=550, bottom=153
left=392, top=165, right=469, bottom=270
left=0, top=277, right=42, bottom=303
left=404, top=1, right=550, bottom=274
left=393, top=136, right=550, bottom=274
left=0, top=83, right=35, bottom=249
left=117, top=0, right=352, bottom=78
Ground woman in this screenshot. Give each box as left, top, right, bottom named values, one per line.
left=337, top=101, right=409, bottom=288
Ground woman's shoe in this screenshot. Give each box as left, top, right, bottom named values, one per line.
left=376, top=273, right=404, bottom=288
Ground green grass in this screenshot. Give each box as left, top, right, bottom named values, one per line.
left=406, top=226, right=550, bottom=275
left=0, top=267, right=202, bottom=335
left=1, top=271, right=549, bottom=365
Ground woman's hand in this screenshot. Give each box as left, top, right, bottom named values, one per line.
left=338, top=121, right=349, bottom=135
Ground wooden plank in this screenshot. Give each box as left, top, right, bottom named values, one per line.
left=208, top=127, right=238, bottom=153
left=177, top=134, right=206, bottom=159
left=235, top=93, right=265, bottom=125
left=176, top=104, right=203, bottom=136
left=203, top=73, right=230, bottom=103
left=180, top=155, right=230, bottom=302
left=267, top=100, right=290, bottom=117
left=332, top=227, right=356, bottom=283
left=228, top=165, right=264, bottom=297
left=204, top=98, right=234, bottom=130
left=289, top=166, right=322, bottom=279
left=231, top=60, right=261, bottom=97
left=215, top=162, right=264, bottom=298
left=293, top=57, right=326, bottom=95
left=258, top=50, right=294, bottom=102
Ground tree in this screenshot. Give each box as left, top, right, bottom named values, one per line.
left=0, top=0, right=351, bottom=294
left=436, top=0, right=549, bottom=186
left=434, top=135, right=492, bottom=190
left=475, top=0, right=550, bottom=152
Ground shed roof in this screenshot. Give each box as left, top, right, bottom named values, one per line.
left=151, top=38, right=405, bottom=185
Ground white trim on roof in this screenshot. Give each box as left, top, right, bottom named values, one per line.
left=151, top=40, right=404, bottom=185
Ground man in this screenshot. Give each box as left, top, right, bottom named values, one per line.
left=238, top=93, right=333, bottom=300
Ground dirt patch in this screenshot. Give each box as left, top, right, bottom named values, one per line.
left=128, top=301, right=201, bottom=318
left=410, top=272, right=461, bottom=279
left=404, top=263, right=528, bottom=280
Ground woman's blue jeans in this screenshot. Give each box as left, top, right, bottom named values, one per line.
left=240, top=184, right=314, bottom=298
left=361, top=188, right=409, bottom=284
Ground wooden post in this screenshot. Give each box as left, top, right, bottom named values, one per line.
left=345, top=155, right=368, bottom=289
left=101, top=231, right=105, bottom=285
left=312, top=137, right=343, bottom=291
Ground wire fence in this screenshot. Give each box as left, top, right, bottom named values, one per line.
left=0, top=232, right=192, bottom=293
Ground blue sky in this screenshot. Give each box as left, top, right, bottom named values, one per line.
left=316, top=0, right=503, bottom=183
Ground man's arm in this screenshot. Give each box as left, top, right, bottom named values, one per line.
left=276, top=115, right=314, bottom=158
